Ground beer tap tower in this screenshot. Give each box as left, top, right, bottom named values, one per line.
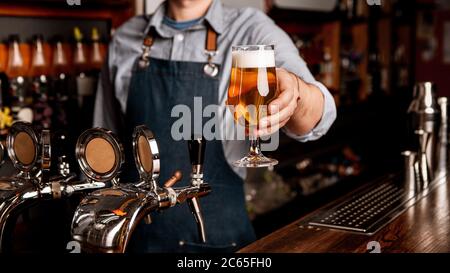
left=70, top=125, right=211, bottom=253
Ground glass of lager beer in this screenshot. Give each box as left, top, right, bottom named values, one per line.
left=227, top=45, right=279, bottom=168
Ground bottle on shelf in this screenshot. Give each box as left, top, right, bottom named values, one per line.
left=30, top=34, right=52, bottom=129
left=320, top=46, right=334, bottom=89
left=340, top=0, right=370, bottom=20
left=339, top=32, right=363, bottom=105
left=73, top=27, right=88, bottom=76
left=367, top=48, right=382, bottom=97
left=6, top=34, right=33, bottom=124
left=51, top=36, right=79, bottom=176
left=52, top=36, right=70, bottom=78
left=368, top=45, right=390, bottom=97
left=354, top=0, right=368, bottom=18
left=90, top=27, right=104, bottom=72
left=290, top=34, right=321, bottom=80
left=51, top=36, right=71, bottom=128
left=73, top=26, right=97, bottom=130
left=29, top=35, right=48, bottom=78
left=393, top=45, right=409, bottom=90
left=339, top=0, right=355, bottom=20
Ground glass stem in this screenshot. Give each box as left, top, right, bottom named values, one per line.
left=249, top=135, right=262, bottom=156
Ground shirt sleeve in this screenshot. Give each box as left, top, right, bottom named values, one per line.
left=93, top=37, right=125, bottom=135
left=247, top=10, right=337, bottom=142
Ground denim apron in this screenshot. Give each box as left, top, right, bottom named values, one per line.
left=125, top=27, right=256, bottom=253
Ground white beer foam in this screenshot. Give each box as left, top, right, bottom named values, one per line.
left=232, top=49, right=275, bottom=68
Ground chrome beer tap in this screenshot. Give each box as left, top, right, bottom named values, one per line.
left=187, top=136, right=207, bottom=243
left=0, top=122, right=107, bottom=252
left=70, top=125, right=211, bottom=253
left=0, top=122, right=44, bottom=251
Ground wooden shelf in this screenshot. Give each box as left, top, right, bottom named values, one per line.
left=0, top=1, right=122, bottom=74
left=277, top=21, right=341, bottom=95
left=0, top=1, right=134, bottom=28
left=323, top=21, right=341, bottom=93
left=350, top=23, right=369, bottom=101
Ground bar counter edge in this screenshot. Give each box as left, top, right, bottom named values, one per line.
left=239, top=171, right=450, bottom=253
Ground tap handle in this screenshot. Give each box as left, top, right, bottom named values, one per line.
left=41, top=130, right=51, bottom=171
left=164, top=170, right=183, bottom=188
left=188, top=136, right=206, bottom=174
left=187, top=137, right=207, bottom=243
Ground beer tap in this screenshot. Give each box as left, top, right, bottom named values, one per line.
left=0, top=123, right=49, bottom=251
left=70, top=125, right=211, bottom=253
left=138, top=136, right=212, bottom=245
left=187, top=136, right=207, bottom=243
left=0, top=122, right=107, bottom=252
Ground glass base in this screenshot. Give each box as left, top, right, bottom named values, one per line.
left=233, top=154, right=278, bottom=168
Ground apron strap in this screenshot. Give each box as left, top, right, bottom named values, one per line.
left=205, top=26, right=217, bottom=52
left=139, top=24, right=218, bottom=69
left=143, top=27, right=157, bottom=47
left=203, top=23, right=219, bottom=77
left=138, top=27, right=157, bottom=68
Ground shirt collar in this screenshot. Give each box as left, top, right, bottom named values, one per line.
left=203, top=0, right=224, bottom=34
left=143, top=0, right=224, bottom=38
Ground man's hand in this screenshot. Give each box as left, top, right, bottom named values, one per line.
left=257, top=68, right=324, bottom=137
left=257, top=68, right=299, bottom=136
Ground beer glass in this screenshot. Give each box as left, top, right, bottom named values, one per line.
left=227, top=45, right=279, bottom=168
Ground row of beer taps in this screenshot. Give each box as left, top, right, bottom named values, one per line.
left=0, top=123, right=211, bottom=253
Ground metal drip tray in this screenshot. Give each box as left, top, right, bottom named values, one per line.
left=302, top=173, right=447, bottom=235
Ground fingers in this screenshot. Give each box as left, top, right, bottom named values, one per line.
left=256, top=68, right=299, bottom=137
left=260, top=100, right=295, bottom=129
left=257, top=118, right=289, bottom=137
left=268, top=87, right=293, bottom=115
left=276, top=68, right=295, bottom=91
left=269, top=68, right=296, bottom=114
left=258, top=102, right=297, bottom=137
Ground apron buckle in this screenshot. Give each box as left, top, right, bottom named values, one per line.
left=139, top=45, right=152, bottom=69
left=203, top=50, right=219, bottom=77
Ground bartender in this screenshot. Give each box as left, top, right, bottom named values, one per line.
left=94, top=0, right=336, bottom=252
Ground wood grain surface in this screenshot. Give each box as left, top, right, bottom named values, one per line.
left=240, top=174, right=450, bottom=253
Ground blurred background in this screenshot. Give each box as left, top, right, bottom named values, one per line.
left=0, top=0, right=450, bottom=251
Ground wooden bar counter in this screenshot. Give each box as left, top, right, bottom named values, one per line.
left=239, top=173, right=450, bottom=253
